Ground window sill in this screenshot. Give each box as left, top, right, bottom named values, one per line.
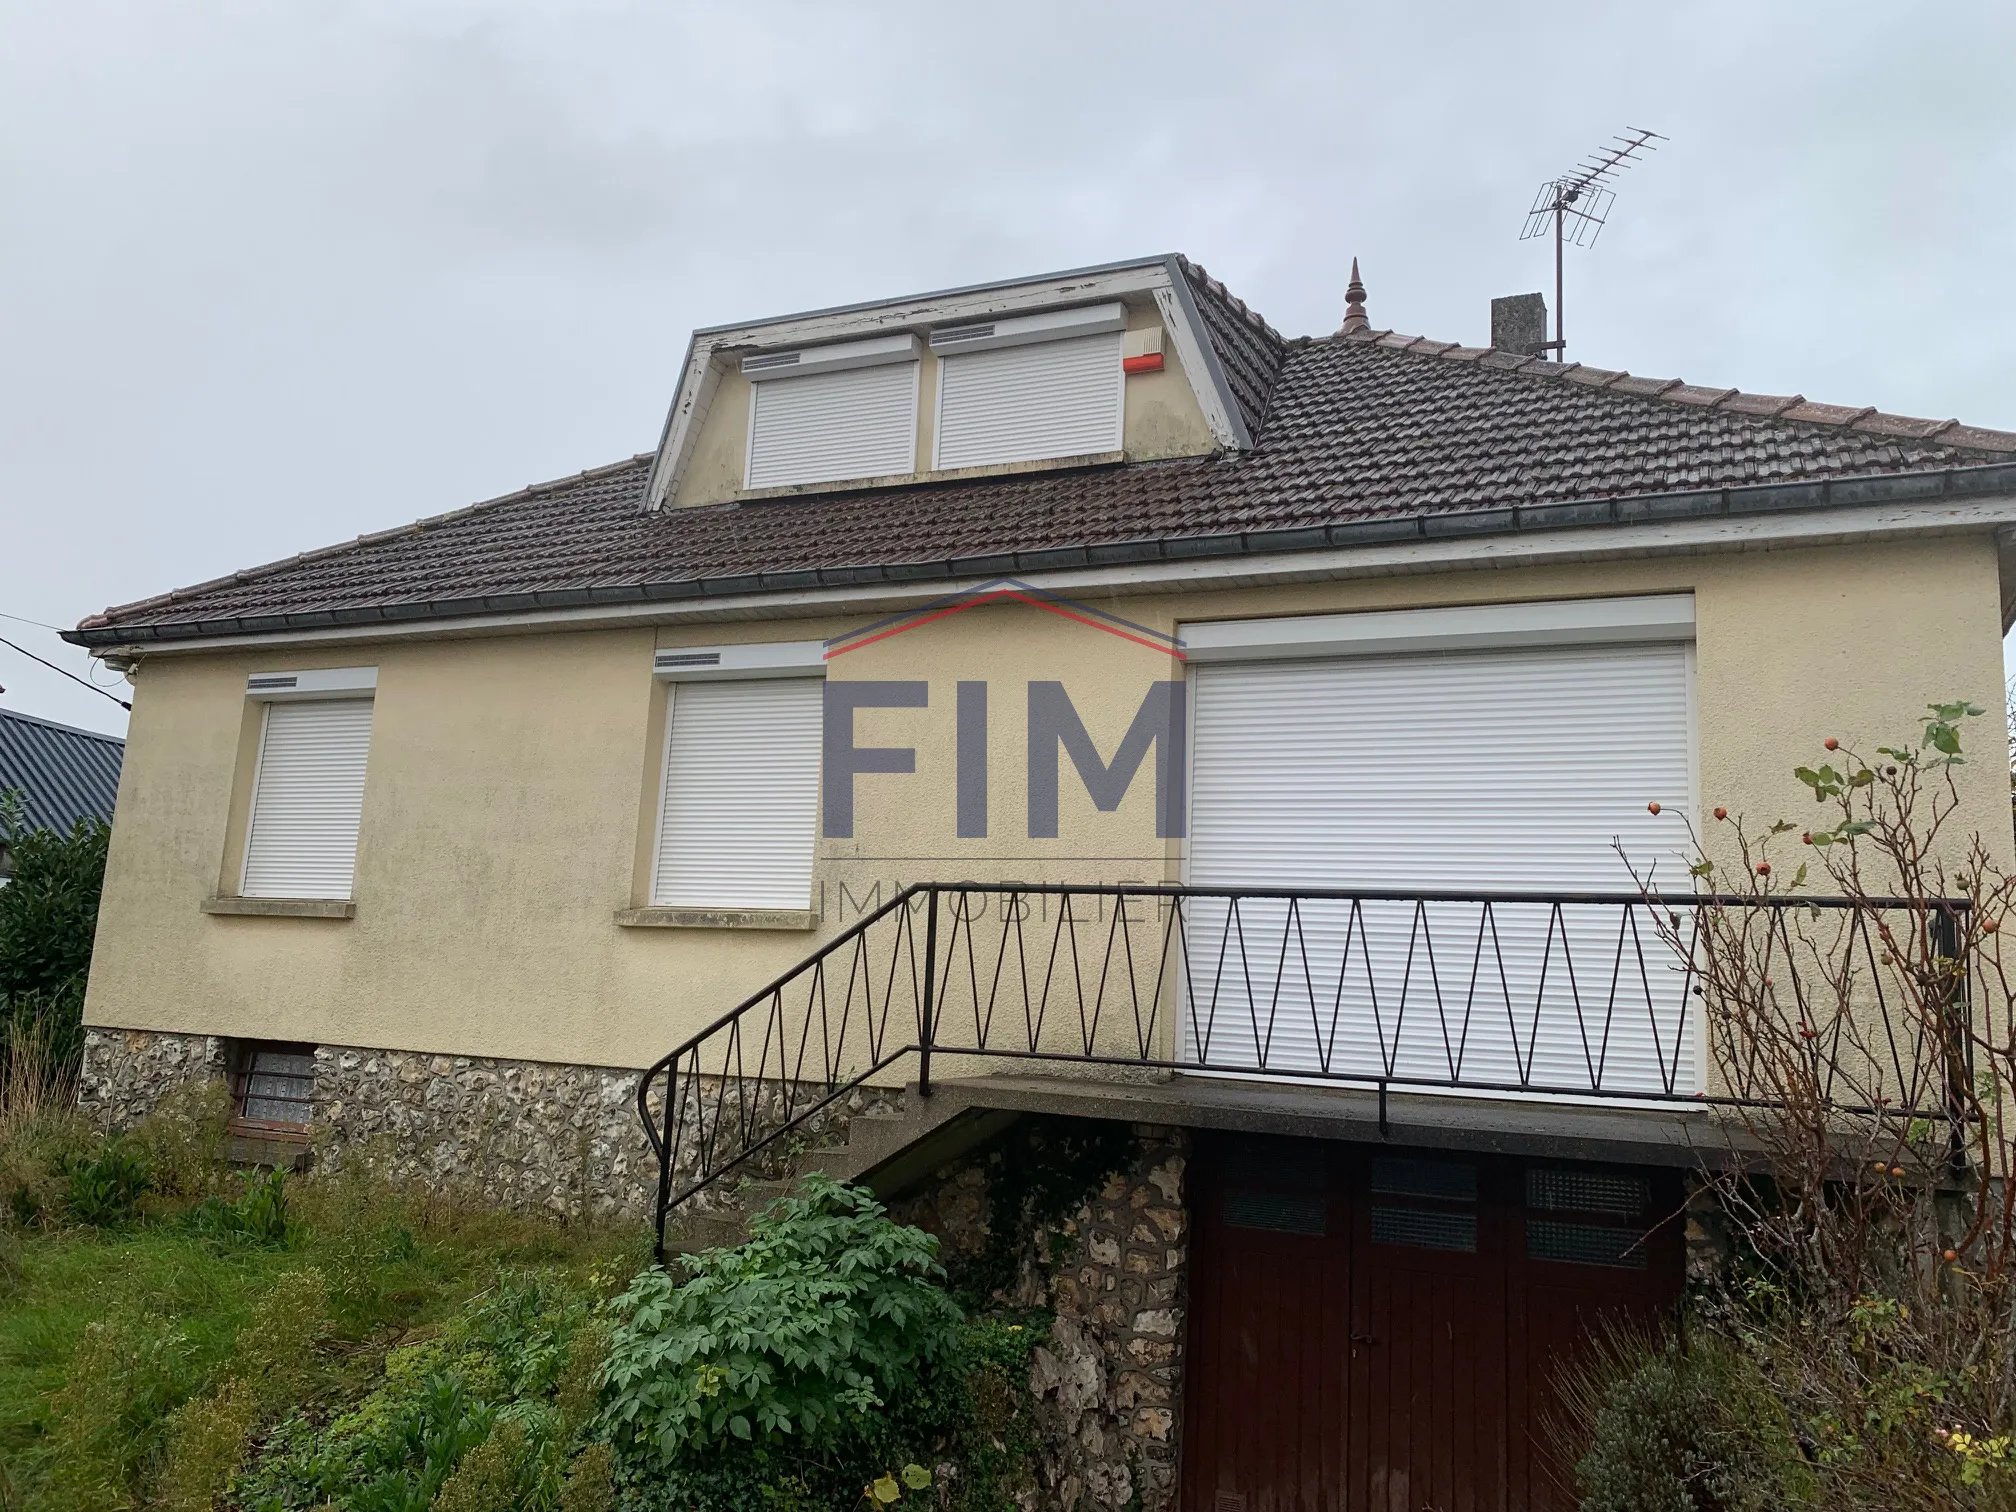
left=732, top=450, right=1127, bottom=504
left=616, top=906, right=821, bottom=932
left=203, top=896, right=356, bottom=919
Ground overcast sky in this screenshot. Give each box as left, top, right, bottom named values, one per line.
left=4, top=1, right=2014, bottom=737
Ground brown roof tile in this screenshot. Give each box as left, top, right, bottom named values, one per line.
left=74, top=308, right=2016, bottom=641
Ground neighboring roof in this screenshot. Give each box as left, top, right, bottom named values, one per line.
left=0, top=708, right=124, bottom=835
left=70, top=273, right=2016, bottom=647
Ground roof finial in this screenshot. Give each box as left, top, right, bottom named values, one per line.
left=1340, top=258, right=1369, bottom=336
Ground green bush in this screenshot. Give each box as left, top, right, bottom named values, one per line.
left=159, top=1268, right=331, bottom=1511
left=1562, top=1329, right=1805, bottom=1512
left=0, top=802, right=110, bottom=1073
left=237, top=1268, right=597, bottom=1510
left=599, top=1175, right=1048, bottom=1511
left=62, top=1139, right=150, bottom=1226
left=42, top=1306, right=195, bottom=1508
left=600, top=1173, right=962, bottom=1466
left=186, top=1168, right=295, bottom=1248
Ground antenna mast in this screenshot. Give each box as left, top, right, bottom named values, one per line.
left=1519, top=127, right=1665, bottom=363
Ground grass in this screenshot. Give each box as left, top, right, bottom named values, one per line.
left=0, top=1046, right=651, bottom=1511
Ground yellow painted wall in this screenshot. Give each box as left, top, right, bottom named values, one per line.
left=84, top=534, right=2013, bottom=1076
left=671, top=299, right=1214, bottom=507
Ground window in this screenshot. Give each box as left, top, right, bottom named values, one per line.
left=652, top=677, right=823, bottom=909
left=241, top=696, right=375, bottom=898
left=744, top=334, right=919, bottom=490
left=931, top=304, right=1125, bottom=471
left=228, top=1040, right=316, bottom=1132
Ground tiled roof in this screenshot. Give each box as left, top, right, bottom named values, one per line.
left=0, top=709, right=124, bottom=835
left=72, top=300, right=2016, bottom=645
left=1177, top=257, right=1286, bottom=441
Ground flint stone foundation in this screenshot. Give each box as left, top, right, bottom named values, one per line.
left=81, top=1026, right=910, bottom=1222
left=895, top=1123, right=1192, bottom=1512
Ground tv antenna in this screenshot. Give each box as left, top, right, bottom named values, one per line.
left=1519, top=127, right=1665, bottom=363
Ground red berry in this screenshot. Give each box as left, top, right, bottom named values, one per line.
left=1756, top=862, right=1771, bottom=876
left=1944, top=1248, right=1960, bottom=1263
left=1713, top=807, right=1728, bottom=821
left=1824, top=738, right=1839, bottom=751
left=1647, top=801, right=1661, bottom=815
left=1984, top=920, right=2000, bottom=934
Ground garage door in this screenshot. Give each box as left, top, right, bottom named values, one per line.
left=1183, top=638, right=1696, bottom=1097
left=1180, top=1134, right=1686, bottom=1512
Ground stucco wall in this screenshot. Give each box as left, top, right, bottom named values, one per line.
left=84, top=534, right=2013, bottom=1073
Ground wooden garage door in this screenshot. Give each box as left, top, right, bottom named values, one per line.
left=1181, top=1135, right=1682, bottom=1512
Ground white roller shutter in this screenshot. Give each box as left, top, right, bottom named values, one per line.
left=1184, top=643, right=1697, bottom=1096
left=746, top=363, right=917, bottom=490
left=241, top=699, right=374, bottom=899
left=933, top=330, right=1123, bottom=471
left=653, top=678, right=822, bottom=909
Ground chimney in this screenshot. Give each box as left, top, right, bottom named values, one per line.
left=1491, top=293, right=1549, bottom=357
left=1339, top=258, right=1369, bottom=335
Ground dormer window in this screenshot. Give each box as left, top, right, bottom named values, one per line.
left=743, top=333, right=920, bottom=490
left=930, top=303, right=1126, bottom=471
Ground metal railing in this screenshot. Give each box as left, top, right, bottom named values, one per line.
left=636, top=883, right=1969, bottom=1257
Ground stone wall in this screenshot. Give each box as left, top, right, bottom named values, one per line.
left=894, top=1123, right=1192, bottom=1512
left=80, top=1025, right=910, bottom=1225
left=80, top=1026, right=227, bottom=1126
left=80, top=1026, right=665, bottom=1221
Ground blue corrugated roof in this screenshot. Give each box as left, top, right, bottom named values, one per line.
left=0, top=708, right=124, bottom=835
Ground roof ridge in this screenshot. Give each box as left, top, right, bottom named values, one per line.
left=1339, top=328, right=2016, bottom=453
left=78, top=452, right=656, bottom=630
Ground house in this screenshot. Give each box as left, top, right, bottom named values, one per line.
left=0, top=707, right=125, bottom=881
left=63, top=254, right=2016, bottom=1509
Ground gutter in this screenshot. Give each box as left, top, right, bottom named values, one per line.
left=63, top=459, right=2016, bottom=652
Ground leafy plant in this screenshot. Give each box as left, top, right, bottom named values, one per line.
left=600, top=1174, right=962, bottom=1467
left=186, top=1168, right=295, bottom=1248
left=62, top=1139, right=150, bottom=1226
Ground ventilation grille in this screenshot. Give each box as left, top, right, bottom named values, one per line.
left=655, top=652, right=723, bottom=669
left=246, top=675, right=298, bottom=691
left=1214, top=1493, right=1247, bottom=1512
left=1527, top=1169, right=1649, bottom=1217
left=1372, top=1206, right=1478, bottom=1253
left=930, top=322, right=996, bottom=348
left=1224, top=1190, right=1327, bottom=1235
left=1371, top=1157, right=1477, bottom=1203
left=1528, top=1220, right=1650, bottom=1268
left=741, top=350, right=802, bottom=373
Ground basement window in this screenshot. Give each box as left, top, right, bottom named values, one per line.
left=228, top=1040, right=317, bottom=1134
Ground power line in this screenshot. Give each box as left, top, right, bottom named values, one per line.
left=0, top=635, right=132, bottom=710
left=0, top=609, right=65, bottom=632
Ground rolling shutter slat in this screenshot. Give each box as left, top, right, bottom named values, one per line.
left=241, top=699, right=374, bottom=899
left=1184, top=644, right=1697, bottom=1096
left=653, top=679, right=822, bottom=909
left=934, top=331, right=1123, bottom=470
left=747, top=364, right=916, bottom=490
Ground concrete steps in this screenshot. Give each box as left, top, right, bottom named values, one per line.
left=661, top=1088, right=1013, bottom=1258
